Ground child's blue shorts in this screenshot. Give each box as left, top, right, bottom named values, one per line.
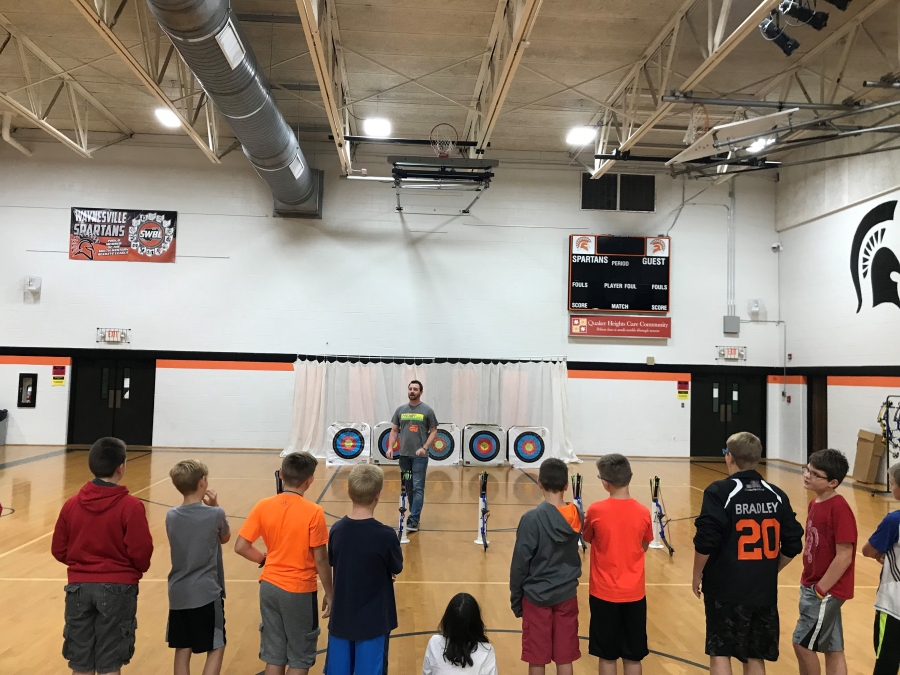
left=324, top=633, right=390, bottom=675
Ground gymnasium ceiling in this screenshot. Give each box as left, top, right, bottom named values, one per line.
left=1, top=0, right=900, bottom=175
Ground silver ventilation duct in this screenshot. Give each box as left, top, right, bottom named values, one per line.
left=145, top=0, right=323, bottom=217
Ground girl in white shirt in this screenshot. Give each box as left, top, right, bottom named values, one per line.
left=423, top=593, right=498, bottom=675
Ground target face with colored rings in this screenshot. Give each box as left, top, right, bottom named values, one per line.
left=333, top=429, right=365, bottom=460
left=469, top=431, right=500, bottom=462
left=513, top=432, right=545, bottom=463
left=429, top=430, right=455, bottom=461
left=377, top=429, right=399, bottom=459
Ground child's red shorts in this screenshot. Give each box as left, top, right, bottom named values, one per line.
left=521, top=596, right=581, bottom=665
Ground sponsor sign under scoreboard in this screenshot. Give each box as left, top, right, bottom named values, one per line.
left=69, top=207, right=177, bottom=262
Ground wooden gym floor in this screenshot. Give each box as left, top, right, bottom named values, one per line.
left=0, top=446, right=895, bottom=674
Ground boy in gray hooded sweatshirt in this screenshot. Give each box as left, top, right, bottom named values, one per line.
left=510, top=458, right=583, bottom=675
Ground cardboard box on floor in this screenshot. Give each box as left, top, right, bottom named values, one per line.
left=853, top=429, right=885, bottom=484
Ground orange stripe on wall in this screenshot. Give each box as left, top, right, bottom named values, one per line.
left=568, top=370, right=690, bottom=382
left=156, top=360, right=294, bottom=372
left=767, top=375, right=806, bottom=385
left=828, top=376, right=900, bottom=388
left=0, top=356, right=71, bottom=366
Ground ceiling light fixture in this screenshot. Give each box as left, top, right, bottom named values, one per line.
left=759, top=14, right=800, bottom=56
left=779, top=0, right=828, bottom=30
left=747, top=137, right=776, bottom=153
left=154, top=107, right=182, bottom=128
left=566, top=126, right=597, bottom=146
left=363, top=118, right=391, bottom=137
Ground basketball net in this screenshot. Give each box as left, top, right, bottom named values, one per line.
left=430, top=123, right=458, bottom=158
left=683, top=105, right=710, bottom=145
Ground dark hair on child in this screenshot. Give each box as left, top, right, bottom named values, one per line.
left=409, top=379, right=423, bottom=392
left=596, top=453, right=633, bottom=487
left=538, top=458, right=568, bottom=492
left=281, top=452, right=318, bottom=487
left=88, top=437, right=127, bottom=478
left=808, top=448, right=850, bottom=485
left=438, top=593, right=489, bottom=668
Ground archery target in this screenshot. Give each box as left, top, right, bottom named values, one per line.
left=428, top=423, right=461, bottom=465
left=373, top=421, right=400, bottom=465
left=462, top=424, right=505, bottom=466
left=507, top=426, right=549, bottom=468
left=325, top=422, right=371, bottom=466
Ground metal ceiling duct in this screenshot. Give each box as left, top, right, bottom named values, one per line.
left=145, top=0, right=323, bottom=217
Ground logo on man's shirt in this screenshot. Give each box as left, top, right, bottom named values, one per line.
left=400, top=413, right=425, bottom=422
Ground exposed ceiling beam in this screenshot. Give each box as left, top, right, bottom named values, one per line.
left=754, top=0, right=895, bottom=100
left=0, top=95, right=92, bottom=157
left=68, top=0, right=221, bottom=164
left=466, top=0, right=544, bottom=154
left=592, top=0, right=781, bottom=178
left=293, top=0, right=352, bottom=173
left=0, top=13, right=131, bottom=136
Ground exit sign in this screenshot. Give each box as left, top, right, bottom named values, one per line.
left=97, top=328, right=130, bottom=344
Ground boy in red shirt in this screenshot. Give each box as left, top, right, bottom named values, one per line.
left=52, top=437, right=154, bottom=675
left=583, top=454, right=653, bottom=675
left=793, top=448, right=858, bottom=675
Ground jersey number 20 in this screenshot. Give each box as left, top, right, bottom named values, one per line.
left=736, top=518, right=780, bottom=560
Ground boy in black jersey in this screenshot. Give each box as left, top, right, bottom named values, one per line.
left=692, top=432, right=804, bottom=675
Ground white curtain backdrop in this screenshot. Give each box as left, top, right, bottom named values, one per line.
left=283, top=359, right=578, bottom=463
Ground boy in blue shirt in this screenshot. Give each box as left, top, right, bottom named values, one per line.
left=862, top=463, right=900, bottom=675
left=325, top=464, right=403, bottom=675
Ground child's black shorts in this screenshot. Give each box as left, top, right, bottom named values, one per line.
left=874, top=611, right=900, bottom=675
left=704, top=596, right=778, bottom=662
left=166, top=598, right=226, bottom=654
left=588, top=595, right=648, bottom=662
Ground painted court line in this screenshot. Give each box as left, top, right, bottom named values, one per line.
left=0, top=531, right=54, bottom=560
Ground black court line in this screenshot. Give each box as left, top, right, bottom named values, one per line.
left=517, top=468, right=539, bottom=485
left=255, top=629, right=708, bottom=673
left=315, top=466, right=342, bottom=505
left=0, top=447, right=73, bottom=471
left=136, top=497, right=247, bottom=520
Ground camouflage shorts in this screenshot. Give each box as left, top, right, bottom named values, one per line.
left=704, top=596, right=779, bottom=662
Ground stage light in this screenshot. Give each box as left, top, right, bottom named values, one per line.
left=821, top=0, right=850, bottom=10
left=779, top=0, right=828, bottom=30
left=747, top=137, right=776, bottom=153
left=363, top=118, right=391, bottom=137
left=154, top=108, right=181, bottom=128
left=566, top=126, right=597, bottom=145
left=759, top=15, right=800, bottom=56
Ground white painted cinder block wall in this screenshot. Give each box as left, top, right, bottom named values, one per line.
left=0, top=362, right=69, bottom=445
left=766, top=379, right=806, bottom=464
left=0, top=141, right=782, bottom=448
left=776, top=144, right=900, bottom=472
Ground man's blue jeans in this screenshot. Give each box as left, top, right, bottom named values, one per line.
left=398, top=455, right=428, bottom=526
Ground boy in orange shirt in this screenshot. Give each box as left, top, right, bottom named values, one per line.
left=583, top=454, right=654, bottom=675
left=235, top=452, right=333, bottom=675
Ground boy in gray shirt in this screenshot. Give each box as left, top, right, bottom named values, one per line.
left=166, top=460, right=230, bottom=675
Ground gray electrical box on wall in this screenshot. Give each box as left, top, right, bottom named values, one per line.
left=723, top=315, right=740, bottom=335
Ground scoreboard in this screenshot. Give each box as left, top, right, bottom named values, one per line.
left=568, top=235, right=670, bottom=313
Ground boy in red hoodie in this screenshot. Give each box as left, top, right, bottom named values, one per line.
left=52, top=437, right=154, bottom=675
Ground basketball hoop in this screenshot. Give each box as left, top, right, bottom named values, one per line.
left=430, top=123, right=458, bottom=158
left=683, top=105, right=710, bottom=145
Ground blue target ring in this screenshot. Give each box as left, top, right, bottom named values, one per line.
left=513, top=432, right=545, bottom=463
left=378, top=429, right=399, bottom=460
left=333, top=428, right=365, bottom=460
left=469, top=431, right=500, bottom=462
left=429, top=430, right=455, bottom=461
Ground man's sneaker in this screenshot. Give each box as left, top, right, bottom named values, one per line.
left=405, top=522, right=418, bottom=533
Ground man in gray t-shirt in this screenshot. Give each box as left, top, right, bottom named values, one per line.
left=387, top=380, right=438, bottom=532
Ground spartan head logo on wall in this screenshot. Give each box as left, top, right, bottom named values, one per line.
left=850, top=200, right=900, bottom=313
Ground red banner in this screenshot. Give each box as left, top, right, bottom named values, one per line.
left=70, top=208, right=177, bottom=262
left=570, top=315, right=671, bottom=338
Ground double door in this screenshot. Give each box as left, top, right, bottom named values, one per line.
left=690, top=373, right=766, bottom=457
left=69, top=358, right=155, bottom=446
